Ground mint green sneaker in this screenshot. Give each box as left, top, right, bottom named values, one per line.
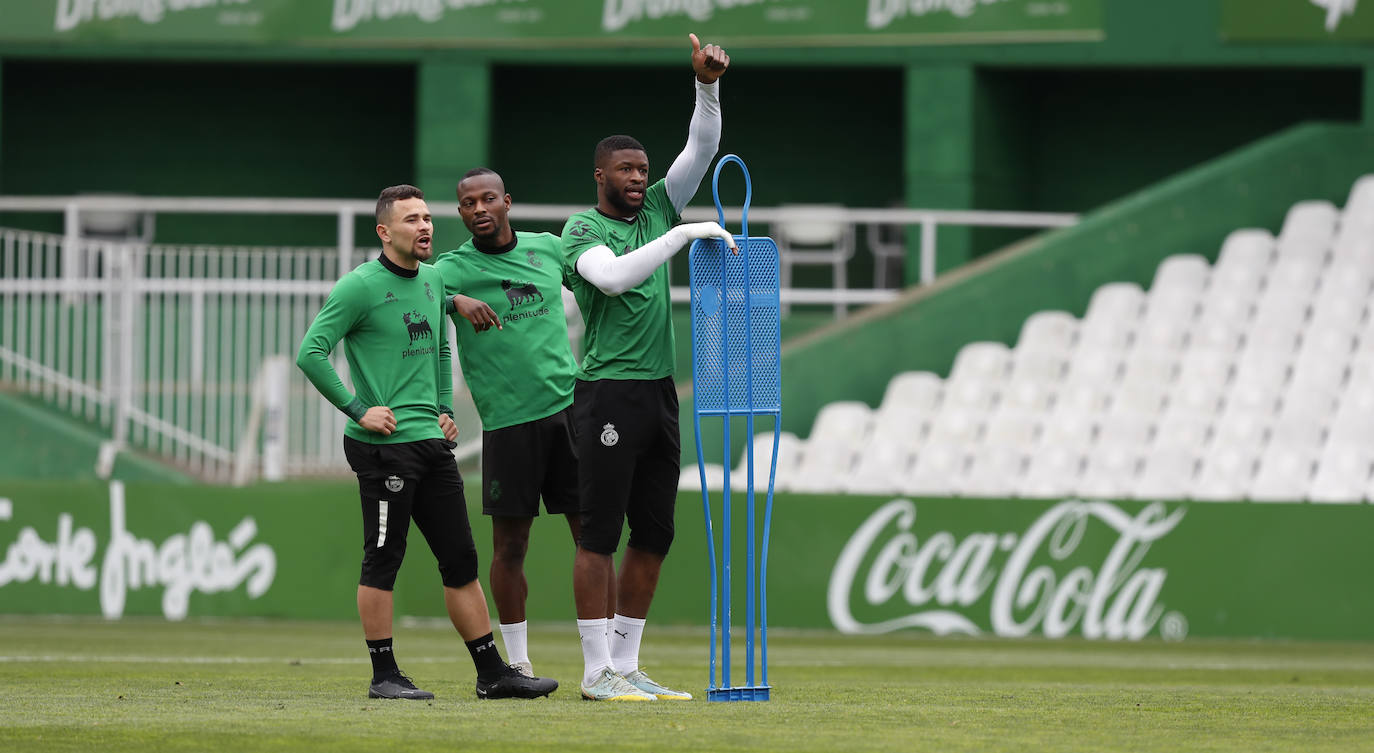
left=580, top=668, right=656, bottom=702
left=622, top=668, right=693, bottom=700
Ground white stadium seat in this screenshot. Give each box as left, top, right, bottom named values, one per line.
left=1154, top=408, right=1212, bottom=452
left=1017, top=310, right=1078, bottom=352
left=1132, top=447, right=1197, bottom=501
left=1276, top=200, right=1338, bottom=259
left=903, top=444, right=967, bottom=497
left=956, top=445, right=1025, bottom=498
left=1248, top=445, right=1316, bottom=502
left=1191, top=445, right=1257, bottom=502
left=950, top=341, right=1012, bottom=382
left=1018, top=444, right=1084, bottom=499
left=1212, top=229, right=1274, bottom=292
left=1308, top=443, right=1371, bottom=503
left=983, top=409, right=1041, bottom=450
left=880, top=371, right=942, bottom=414
left=1085, top=282, right=1146, bottom=324
left=1150, top=254, right=1210, bottom=298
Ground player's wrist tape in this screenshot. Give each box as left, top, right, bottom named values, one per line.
left=342, top=398, right=368, bottom=422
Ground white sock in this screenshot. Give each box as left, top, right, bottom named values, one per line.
left=609, top=614, right=646, bottom=675
left=577, top=618, right=611, bottom=686
left=499, top=621, right=529, bottom=666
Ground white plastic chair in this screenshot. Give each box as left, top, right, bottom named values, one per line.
left=1169, top=379, right=1226, bottom=416
left=880, top=371, right=943, bottom=415
left=1017, top=311, right=1079, bottom=353
left=1121, top=348, right=1179, bottom=386
left=1151, top=254, right=1211, bottom=298
left=950, top=342, right=1012, bottom=382
left=1210, top=406, right=1272, bottom=453
left=1039, top=402, right=1098, bottom=453
left=805, top=401, right=873, bottom=448
left=727, top=431, right=803, bottom=493
left=679, top=464, right=727, bottom=492
left=773, top=204, right=856, bottom=318
left=1096, top=411, right=1156, bottom=448
left=903, top=444, right=967, bottom=497
left=983, top=409, right=1041, bottom=451
left=1308, top=442, right=1371, bottom=503
left=1248, top=444, right=1316, bottom=503
left=1192, top=317, right=1246, bottom=351
left=1065, top=346, right=1123, bottom=385
left=1276, top=200, right=1339, bottom=259
left=956, top=445, right=1025, bottom=498
left=1132, top=447, right=1197, bottom=501
left=1212, top=229, right=1275, bottom=293
left=846, top=449, right=914, bottom=496
left=1111, top=380, right=1169, bottom=419
left=1154, top=407, right=1213, bottom=451
left=1018, top=444, right=1084, bottom=499
left=1176, top=348, right=1234, bottom=389
left=1134, top=307, right=1191, bottom=350
left=1190, top=445, right=1257, bottom=502
left=925, top=405, right=986, bottom=447
left=1265, top=256, right=1324, bottom=299
left=1085, top=282, right=1146, bottom=324
left=1077, top=447, right=1141, bottom=499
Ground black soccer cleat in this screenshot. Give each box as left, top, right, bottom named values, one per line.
left=369, top=671, right=435, bottom=700
left=475, top=664, right=559, bottom=700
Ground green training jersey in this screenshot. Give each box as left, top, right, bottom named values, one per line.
left=296, top=257, right=452, bottom=445
left=432, top=231, right=576, bottom=431
left=561, top=178, right=680, bottom=382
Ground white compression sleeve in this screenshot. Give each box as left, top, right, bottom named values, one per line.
left=575, top=229, right=686, bottom=297
left=664, top=79, right=722, bottom=214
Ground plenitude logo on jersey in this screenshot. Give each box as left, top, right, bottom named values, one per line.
left=499, top=279, right=551, bottom=324
left=0, top=483, right=276, bottom=620
left=827, top=498, right=1189, bottom=641
left=401, top=310, right=436, bottom=359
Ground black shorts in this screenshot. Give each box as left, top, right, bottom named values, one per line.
left=482, top=405, right=579, bottom=518
left=573, top=377, right=680, bottom=556
left=343, top=436, right=478, bottom=591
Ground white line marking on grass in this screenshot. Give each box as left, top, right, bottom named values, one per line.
left=0, top=655, right=465, bottom=665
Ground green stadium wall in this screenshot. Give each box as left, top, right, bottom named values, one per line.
left=682, top=122, right=1374, bottom=470
left=0, top=481, right=1369, bottom=642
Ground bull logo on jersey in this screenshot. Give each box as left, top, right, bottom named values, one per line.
left=402, top=311, right=433, bottom=342
left=568, top=220, right=593, bottom=239
left=501, top=279, right=544, bottom=309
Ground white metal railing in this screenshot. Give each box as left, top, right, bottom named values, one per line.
left=0, top=195, right=1077, bottom=482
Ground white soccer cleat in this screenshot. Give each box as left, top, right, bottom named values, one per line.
left=622, top=668, right=693, bottom=700
left=579, top=668, right=656, bottom=702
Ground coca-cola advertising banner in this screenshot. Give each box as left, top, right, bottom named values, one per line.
left=2, top=482, right=1370, bottom=641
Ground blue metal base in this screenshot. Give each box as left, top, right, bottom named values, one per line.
left=707, top=686, right=771, bottom=702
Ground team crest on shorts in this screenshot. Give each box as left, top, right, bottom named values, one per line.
left=385, top=475, right=404, bottom=492
left=600, top=423, right=619, bottom=447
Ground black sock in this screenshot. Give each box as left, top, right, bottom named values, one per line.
left=465, top=633, right=506, bottom=680
left=366, top=637, right=399, bottom=682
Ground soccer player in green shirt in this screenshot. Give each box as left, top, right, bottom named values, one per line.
left=296, top=184, right=558, bottom=701
left=561, top=34, right=736, bottom=702
left=432, top=167, right=615, bottom=679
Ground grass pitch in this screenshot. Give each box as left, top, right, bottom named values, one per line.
left=1, top=617, right=1370, bottom=753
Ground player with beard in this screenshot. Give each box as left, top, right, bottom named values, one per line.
left=432, top=168, right=615, bottom=679
left=561, top=34, right=735, bottom=702
left=297, top=184, right=559, bottom=701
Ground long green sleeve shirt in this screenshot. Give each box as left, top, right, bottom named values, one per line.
left=296, top=255, right=452, bottom=445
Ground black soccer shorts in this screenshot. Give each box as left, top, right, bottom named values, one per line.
left=481, top=405, right=579, bottom=518
left=572, top=376, right=680, bottom=556
left=343, top=436, right=478, bottom=590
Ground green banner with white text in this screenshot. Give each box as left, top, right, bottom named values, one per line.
left=1222, top=0, right=1374, bottom=42
left=2, top=1, right=1104, bottom=47
left=0, top=482, right=1369, bottom=642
